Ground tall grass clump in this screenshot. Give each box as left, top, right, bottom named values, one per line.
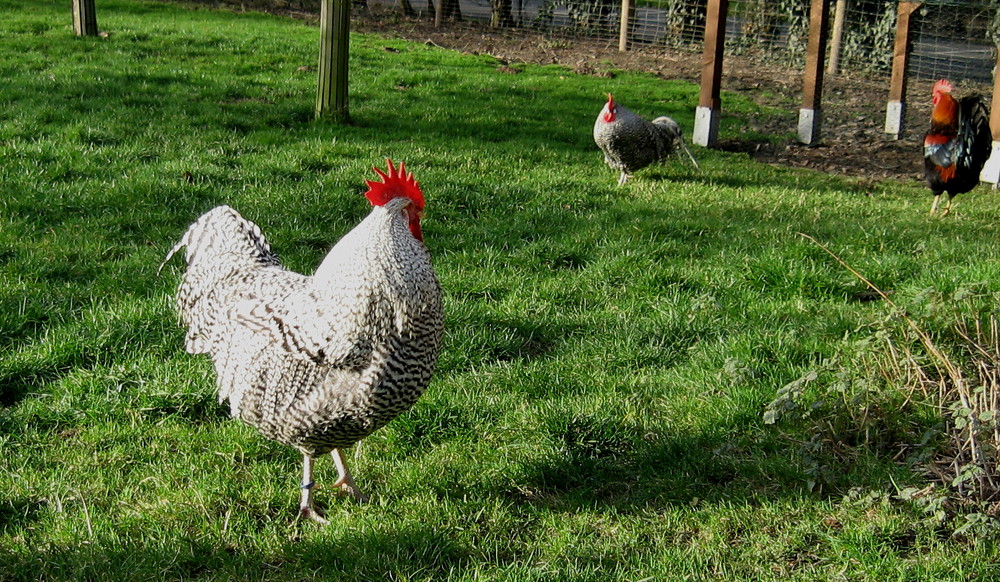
left=766, top=238, right=1000, bottom=534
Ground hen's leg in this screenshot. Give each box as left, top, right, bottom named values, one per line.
left=618, top=171, right=630, bottom=186
left=331, top=448, right=369, bottom=502
left=299, top=454, right=329, bottom=524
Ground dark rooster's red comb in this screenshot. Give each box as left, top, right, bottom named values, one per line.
left=364, top=159, right=424, bottom=211
left=933, top=79, right=953, bottom=95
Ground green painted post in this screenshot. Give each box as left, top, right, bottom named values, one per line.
left=315, top=0, right=350, bottom=122
left=73, top=0, right=98, bottom=37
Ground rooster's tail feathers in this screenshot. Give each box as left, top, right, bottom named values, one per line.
left=651, top=116, right=681, bottom=137
left=160, top=205, right=278, bottom=274
left=958, top=95, right=993, bottom=173
left=163, top=206, right=283, bottom=357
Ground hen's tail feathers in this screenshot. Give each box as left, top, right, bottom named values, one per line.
left=652, top=116, right=702, bottom=173
left=159, top=205, right=279, bottom=274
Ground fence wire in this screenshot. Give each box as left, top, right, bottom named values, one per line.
left=356, top=0, right=999, bottom=84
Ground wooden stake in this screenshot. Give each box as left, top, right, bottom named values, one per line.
left=316, top=0, right=350, bottom=122
left=618, top=0, right=633, bottom=52
left=884, top=2, right=921, bottom=139
left=72, top=0, right=98, bottom=37
left=990, top=41, right=1000, bottom=141
left=978, top=39, right=1000, bottom=185
left=826, top=0, right=847, bottom=75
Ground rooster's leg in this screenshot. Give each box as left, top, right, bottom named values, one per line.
left=331, top=448, right=369, bottom=502
left=617, top=171, right=630, bottom=186
left=299, top=454, right=329, bottom=525
left=930, top=194, right=942, bottom=215
left=940, top=195, right=953, bottom=216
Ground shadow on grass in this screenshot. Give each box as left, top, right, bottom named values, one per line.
left=506, top=429, right=805, bottom=512
left=0, top=521, right=472, bottom=580
left=290, top=525, right=473, bottom=578
left=0, top=380, right=34, bottom=409
left=0, top=359, right=90, bottom=410
left=0, top=499, right=46, bottom=531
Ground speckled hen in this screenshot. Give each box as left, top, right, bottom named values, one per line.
left=162, top=160, right=444, bottom=524
left=593, top=93, right=700, bottom=185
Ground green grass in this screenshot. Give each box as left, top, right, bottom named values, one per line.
left=3, top=0, right=1000, bottom=579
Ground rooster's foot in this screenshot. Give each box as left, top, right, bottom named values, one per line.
left=299, top=503, right=330, bottom=525
left=331, top=448, right=369, bottom=503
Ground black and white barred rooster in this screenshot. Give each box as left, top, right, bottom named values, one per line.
left=162, top=160, right=444, bottom=523
left=593, top=93, right=700, bottom=185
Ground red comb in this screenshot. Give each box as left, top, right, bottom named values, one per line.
left=933, top=79, right=953, bottom=95
left=364, top=159, right=424, bottom=211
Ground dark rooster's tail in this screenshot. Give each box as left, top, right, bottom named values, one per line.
left=954, top=96, right=992, bottom=182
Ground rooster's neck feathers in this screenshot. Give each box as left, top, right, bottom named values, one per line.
left=930, top=91, right=959, bottom=130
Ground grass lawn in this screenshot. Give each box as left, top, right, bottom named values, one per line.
left=2, top=0, right=1000, bottom=579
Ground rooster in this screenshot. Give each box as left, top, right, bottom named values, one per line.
left=593, top=93, right=700, bottom=185
left=162, top=160, right=444, bottom=524
left=923, top=79, right=992, bottom=216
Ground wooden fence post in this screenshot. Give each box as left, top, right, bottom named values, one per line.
left=798, top=0, right=830, bottom=145
left=618, top=0, right=632, bottom=52
left=693, top=0, right=728, bottom=147
left=72, top=0, right=98, bottom=37
left=826, top=0, right=847, bottom=75
left=979, top=43, right=1000, bottom=185
left=884, top=2, right=921, bottom=139
left=316, top=0, right=350, bottom=122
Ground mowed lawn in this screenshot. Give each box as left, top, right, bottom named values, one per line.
left=2, top=0, right=1000, bottom=580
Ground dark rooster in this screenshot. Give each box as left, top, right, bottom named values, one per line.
left=594, top=93, right=700, bottom=185
left=923, top=79, right=992, bottom=216
left=162, top=160, right=444, bottom=524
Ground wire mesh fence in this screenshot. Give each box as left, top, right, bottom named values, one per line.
left=196, top=0, right=998, bottom=85
left=909, top=2, right=997, bottom=82
left=355, top=0, right=998, bottom=84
